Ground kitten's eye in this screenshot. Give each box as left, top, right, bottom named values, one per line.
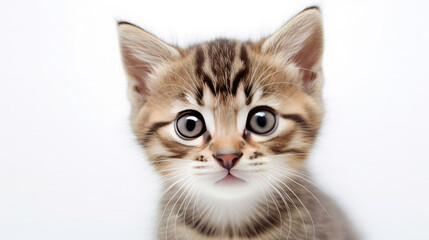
left=246, top=107, right=277, bottom=135
left=175, top=110, right=206, bottom=139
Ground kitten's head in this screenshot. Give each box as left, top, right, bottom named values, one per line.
left=118, top=8, right=323, bottom=202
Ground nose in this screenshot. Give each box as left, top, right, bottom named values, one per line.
left=213, top=151, right=243, bottom=170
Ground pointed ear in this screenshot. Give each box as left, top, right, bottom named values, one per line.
left=117, top=22, right=181, bottom=110
left=260, top=7, right=323, bottom=92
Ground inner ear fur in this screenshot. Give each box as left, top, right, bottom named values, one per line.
left=117, top=22, right=181, bottom=112
left=260, top=7, right=324, bottom=91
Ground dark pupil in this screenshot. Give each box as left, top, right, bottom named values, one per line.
left=256, top=112, right=267, bottom=128
left=186, top=117, right=197, bottom=131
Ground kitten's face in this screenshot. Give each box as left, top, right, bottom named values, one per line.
left=118, top=8, right=323, bottom=211
left=133, top=43, right=322, bottom=199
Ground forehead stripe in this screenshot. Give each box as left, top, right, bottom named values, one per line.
left=195, top=47, right=216, bottom=95
left=232, top=45, right=249, bottom=96
left=231, top=67, right=248, bottom=96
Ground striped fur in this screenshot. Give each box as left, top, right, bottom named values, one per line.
left=118, top=7, right=358, bottom=240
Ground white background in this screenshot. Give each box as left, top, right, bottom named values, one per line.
left=1, top=0, right=428, bottom=239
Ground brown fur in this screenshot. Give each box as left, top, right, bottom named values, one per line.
left=118, top=7, right=358, bottom=240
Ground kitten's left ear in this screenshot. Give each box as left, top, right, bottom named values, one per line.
left=260, top=7, right=323, bottom=93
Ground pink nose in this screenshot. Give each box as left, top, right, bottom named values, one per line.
left=213, top=152, right=243, bottom=170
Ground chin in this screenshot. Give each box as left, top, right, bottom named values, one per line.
left=198, top=171, right=262, bottom=200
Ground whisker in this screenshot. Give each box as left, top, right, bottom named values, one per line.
left=288, top=65, right=320, bottom=74
left=173, top=178, right=198, bottom=240
left=182, top=180, right=200, bottom=240
left=257, top=81, right=303, bottom=90
left=155, top=174, right=192, bottom=238
left=160, top=175, right=195, bottom=239
left=153, top=159, right=194, bottom=163
left=254, top=177, right=271, bottom=216
left=257, top=173, right=287, bottom=239
left=192, top=187, right=203, bottom=231
left=262, top=172, right=313, bottom=240
left=254, top=176, right=289, bottom=239
left=163, top=67, right=199, bottom=93
left=266, top=165, right=333, bottom=219
left=157, top=167, right=190, bottom=174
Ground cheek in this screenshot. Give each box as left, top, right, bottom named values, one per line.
left=157, top=126, right=216, bottom=162
left=154, top=160, right=190, bottom=177
left=263, top=155, right=304, bottom=180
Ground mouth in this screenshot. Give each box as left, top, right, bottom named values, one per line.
left=216, top=173, right=246, bottom=185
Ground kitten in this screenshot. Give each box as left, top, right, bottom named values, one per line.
left=118, top=7, right=358, bottom=240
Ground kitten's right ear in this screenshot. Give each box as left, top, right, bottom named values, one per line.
left=117, top=22, right=181, bottom=110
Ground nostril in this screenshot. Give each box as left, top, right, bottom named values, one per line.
left=213, top=152, right=243, bottom=170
